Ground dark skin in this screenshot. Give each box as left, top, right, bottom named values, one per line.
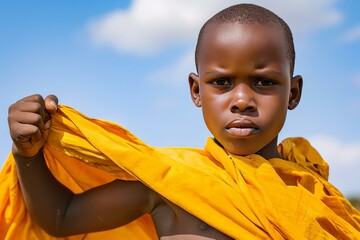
left=8, top=22, right=302, bottom=239
left=189, top=23, right=302, bottom=159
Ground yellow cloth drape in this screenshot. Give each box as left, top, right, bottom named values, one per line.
left=1, top=105, right=359, bottom=239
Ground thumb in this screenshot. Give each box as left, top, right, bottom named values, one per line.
left=44, top=94, right=59, bottom=114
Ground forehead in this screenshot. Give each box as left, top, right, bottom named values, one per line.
left=198, top=22, right=289, bottom=74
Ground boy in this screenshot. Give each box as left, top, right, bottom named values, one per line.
left=3, top=3, right=360, bottom=240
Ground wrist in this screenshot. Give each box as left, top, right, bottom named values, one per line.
left=12, top=143, right=42, bottom=158
left=13, top=147, right=44, bottom=167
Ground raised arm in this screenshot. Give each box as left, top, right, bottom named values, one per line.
left=8, top=95, right=157, bottom=237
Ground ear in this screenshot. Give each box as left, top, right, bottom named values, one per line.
left=288, top=75, right=303, bottom=110
left=188, top=72, right=201, bottom=107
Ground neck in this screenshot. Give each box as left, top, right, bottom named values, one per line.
left=256, top=136, right=281, bottom=159
left=214, top=137, right=281, bottom=160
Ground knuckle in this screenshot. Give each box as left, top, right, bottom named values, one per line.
left=7, top=115, right=13, bottom=126
left=7, top=108, right=18, bottom=125
left=32, top=102, right=43, bottom=112
left=32, top=94, right=43, bottom=102
left=12, top=125, right=37, bottom=141
left=10, top=125, right=22, bottom=141
left=34, top=114, right=43, bottom=125
left=8, top=102, right=20, bottom=115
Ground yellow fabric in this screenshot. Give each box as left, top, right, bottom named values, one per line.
left=1, top=105, right=359, bottom=239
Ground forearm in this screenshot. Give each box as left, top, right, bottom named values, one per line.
left=14, top=150, right=74, bottom=236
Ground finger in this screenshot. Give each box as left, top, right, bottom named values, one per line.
left=21, top=94, right=46, bottom=107
left=10, top=122, right=41, bottom=143
left=42, top=127, right=50, bottom=143
left=44, top=94, right=58, bottom=114
left=18, top=95, right=47, bottom=122
left=16, top=94, right=44, bottom=103
left=44, top=119, right=51, bottom=130
left=9, top=112, right=45, bottom=137
left=29, top=126, right=43, bottom=144
left=24, top=94, right=50, bottom=123
left=11, top=124, right=43, bottom=158
left=9, top=97, right=43, bottom=115
left=9, top=102, right=46, bottom=129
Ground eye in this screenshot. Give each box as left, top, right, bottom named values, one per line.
left=212, top=78, right=231, bottom=86
left=255, top=79, right=277, bottom=86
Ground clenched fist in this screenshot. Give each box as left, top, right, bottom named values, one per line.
left=8, top=94, right=58, bottom=158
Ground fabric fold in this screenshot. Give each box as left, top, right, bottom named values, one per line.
left=1, top=105, right=359, bottom=239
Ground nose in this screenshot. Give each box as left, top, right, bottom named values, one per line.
left=230, top=84, right=257, bottom=113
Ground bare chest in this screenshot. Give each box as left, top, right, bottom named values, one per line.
left=150, top=198, right=233, bottom=240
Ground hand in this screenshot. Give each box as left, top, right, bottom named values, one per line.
left=8, top=94, right=58, bottom=158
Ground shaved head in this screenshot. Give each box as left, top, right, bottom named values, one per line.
left=195, top=4, right=295, bottom=75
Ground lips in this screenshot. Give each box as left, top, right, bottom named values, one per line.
left=225, top=119, right=259, bottom=137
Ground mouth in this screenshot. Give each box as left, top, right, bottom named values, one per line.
left=225, top=119, right=259, bottom=137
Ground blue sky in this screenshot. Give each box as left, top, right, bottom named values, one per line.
left=0, top=0, right=359, bottom=197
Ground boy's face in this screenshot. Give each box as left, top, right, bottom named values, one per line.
left=189, top=23, right=302, bottom=158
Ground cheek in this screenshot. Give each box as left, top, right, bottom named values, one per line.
left=262, top=95, right=289, bottom=125
left=201, top=94, right=228, bottom=130
left=201, top=100, right=220, bottom=124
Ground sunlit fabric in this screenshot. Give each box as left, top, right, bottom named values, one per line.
left=1, top=105, right=359, bottom=239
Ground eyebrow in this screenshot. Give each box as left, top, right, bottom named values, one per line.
left=203, top=69, right=287, bottom=78
left=259, top=69, right=284, bottom=76
left=202, top=69, right=227, bottom=77
left=255, top=69, right=288, bottom=79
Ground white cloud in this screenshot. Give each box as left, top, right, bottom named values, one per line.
left=253, top=0, right=342, bottom=34
left=309, top=135, right=360, bottom=166
left=87, top=0, right=342, bottom=55
left=342, top=24, right=360, bottom=43
left=88, top=0, right=232, bottom=55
